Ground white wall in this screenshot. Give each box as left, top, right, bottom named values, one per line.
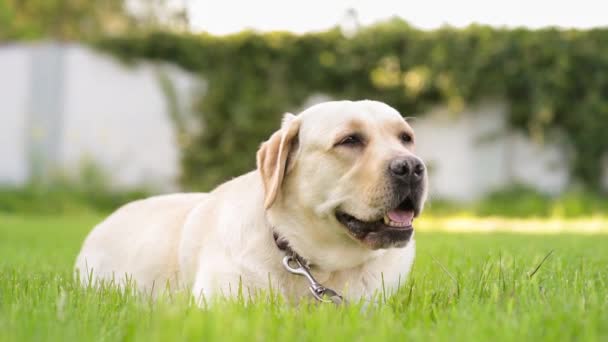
left=0, top=42, right=200, bottom=191
left=413, top=107, right=481, bottom=201
left=0, top=45, right=30, bottom=186
left=60, top=45, right=192, bottom=190
left=412, top=102, right=570, bottom=201
left=507, top=132, right=569, bottom=195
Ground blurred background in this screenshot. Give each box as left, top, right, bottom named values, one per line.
left=1, top=0, right=607, bottom=220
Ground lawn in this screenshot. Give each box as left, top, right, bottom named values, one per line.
left=0, top=213, right=607, bottom=341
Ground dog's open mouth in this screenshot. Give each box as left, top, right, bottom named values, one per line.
left=335, top=198, right=417, bottom=249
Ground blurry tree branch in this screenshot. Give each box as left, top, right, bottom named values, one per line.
left=0, top=0, right=189, bottom=41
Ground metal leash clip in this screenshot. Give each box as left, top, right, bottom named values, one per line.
left=282, top=254, right=345, bottom=305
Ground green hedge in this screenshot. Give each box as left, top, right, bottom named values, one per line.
left=427, top=185, right=608, bottom=218
left=95, top=20, right=608, bottom=192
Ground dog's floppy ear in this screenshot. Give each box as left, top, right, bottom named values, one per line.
left=257, top=113, right=300, bottom=209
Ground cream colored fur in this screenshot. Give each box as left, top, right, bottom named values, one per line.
left=75, top=100, right=425, bottom=302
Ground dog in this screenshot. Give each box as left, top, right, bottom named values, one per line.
left=75, top=100, right=428, bottom=303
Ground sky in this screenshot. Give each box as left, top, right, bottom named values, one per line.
left=187, top=0, right=607, bottom=35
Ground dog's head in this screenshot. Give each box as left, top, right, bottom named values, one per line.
left=257, top=100, right=427, bottom=269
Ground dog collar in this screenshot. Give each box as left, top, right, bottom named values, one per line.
left=272, top=232, right=345, bottom=305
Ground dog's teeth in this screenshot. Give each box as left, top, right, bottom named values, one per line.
left=384, top=215, right=391, bottom=226
left=383, top=215, right=410, bottom=228
left=383, top=216, right=401, bottom=227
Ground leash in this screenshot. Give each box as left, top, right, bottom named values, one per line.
left=273, top=232, right=345, bottom=305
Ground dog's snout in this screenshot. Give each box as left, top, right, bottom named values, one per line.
left=389, top=158, right=409, bottom=177
left=413, top=160, right=425, bottom=179
left=389, top=157, right=425, bottom=181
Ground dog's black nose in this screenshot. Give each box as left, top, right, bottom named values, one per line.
left=389, top=157, right=425, bottom=181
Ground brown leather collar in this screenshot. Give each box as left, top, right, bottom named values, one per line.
left=272, top=231, right=312, bottom=267
left=272, top=230, right=344, bottom=304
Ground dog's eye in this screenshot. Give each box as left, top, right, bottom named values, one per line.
left=400, top=132, right=413, bottom=144
left=336, top=134, right=364, bottom=147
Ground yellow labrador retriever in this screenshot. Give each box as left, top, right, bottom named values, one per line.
left=75, top=100, right=428, bottom=302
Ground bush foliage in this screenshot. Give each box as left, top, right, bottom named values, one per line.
left=428, top=185, right=608, bottom=218
left=93, top=21, right=606, bottom=191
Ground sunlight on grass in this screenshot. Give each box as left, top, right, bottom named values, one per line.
left=418, top=215, right=608, bottom=234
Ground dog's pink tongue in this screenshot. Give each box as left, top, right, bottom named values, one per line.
left=387, top=209, right=414, bottom=225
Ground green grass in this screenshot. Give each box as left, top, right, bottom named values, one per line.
left=1, top=213, right=607, bottom=341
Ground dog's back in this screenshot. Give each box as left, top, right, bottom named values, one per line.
left=74, top=193, right=209, bottom=293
